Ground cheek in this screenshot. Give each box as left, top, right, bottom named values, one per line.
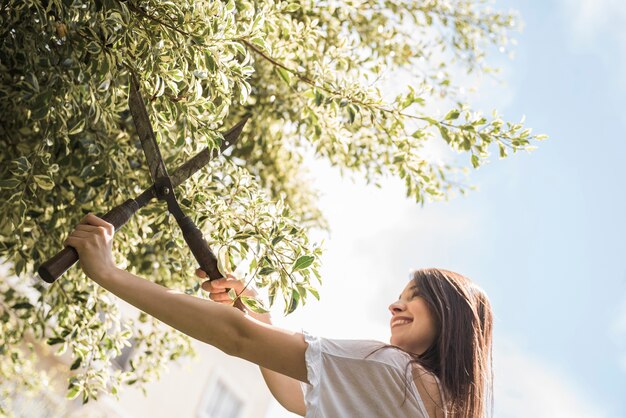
left=411, top=303, right=438, bottom=345
left=420, top=317, right=438, bottom=346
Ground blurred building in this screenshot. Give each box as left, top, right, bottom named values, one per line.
left=6, top=338, right=272, bottom=418
left=87, top=339, right=273, bottom=418
left=1, top=262, right=273, bottom=418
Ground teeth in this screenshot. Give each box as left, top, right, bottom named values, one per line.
left=392, top=319, right=412, bottom=327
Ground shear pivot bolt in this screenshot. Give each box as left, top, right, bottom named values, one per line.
left=162, top=187, right=170, bottom=195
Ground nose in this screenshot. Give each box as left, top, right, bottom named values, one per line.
left=388, top=300, right=406, bottom=316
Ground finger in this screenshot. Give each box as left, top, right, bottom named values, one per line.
left=71, top=227, right=107, bottom=240
left=224, top=275, right=246, bottom=288
left=207, top=279, right=233, bottom=293
left=201, top=280, right=227, bottom=293
left=75, top=224, right=101, bottom=232
left=64, top=236, right=85, bottom=249
left=68, top=230, right=93, bottom=239
left=82, top=213, right=114, bottom=235
left=208, top=292, right=232, bottom=303
left=208, top=278, right=229, bottom=288
left=195, top=268, right=207, bottom=278
left=211, top=277, right=243, bottom=290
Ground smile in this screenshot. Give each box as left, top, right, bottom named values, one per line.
left=391, top=319, right=412, bottom=328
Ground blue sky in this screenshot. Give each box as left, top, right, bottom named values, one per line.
left=267, top=1, right=626, bottom=416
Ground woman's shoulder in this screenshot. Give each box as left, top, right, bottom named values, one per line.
left=306, top=334, right=413, bottom=368
left=411, top=363, right=446, bottom=418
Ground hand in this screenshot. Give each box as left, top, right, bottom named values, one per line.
left=196, top=270, right=272, bottom=323
left=64, top=213, right=118, bottom=282
left=195, top=270, right=253, bottom=305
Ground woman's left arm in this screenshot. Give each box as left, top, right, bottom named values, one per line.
left=64, top=214, right=309, bottom=382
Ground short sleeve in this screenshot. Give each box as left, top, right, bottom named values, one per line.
left=300, top=331, right=322, bottom=411
left=298, top=333, right=428, bottom=418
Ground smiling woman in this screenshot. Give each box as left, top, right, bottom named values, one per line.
left=65, top=215, right=493, bottom=418
left=389, top=269, right=494, bottom=418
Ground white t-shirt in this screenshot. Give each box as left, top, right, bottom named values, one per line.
left=300, top=332, right=442, bottom=418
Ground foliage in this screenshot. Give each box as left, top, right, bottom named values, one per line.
left=0, top=0, right=544, bottom=407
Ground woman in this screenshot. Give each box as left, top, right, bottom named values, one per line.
left=65, top=214, right=493, bottom=418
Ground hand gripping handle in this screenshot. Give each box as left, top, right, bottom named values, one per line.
left=177, top=216, right=245, bottom=310
left=38, top=199, right=140, bottom=283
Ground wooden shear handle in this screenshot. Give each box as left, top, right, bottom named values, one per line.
left=177, top=216, right=245, bottom=311
left=38, top=199, right=140, bottom=283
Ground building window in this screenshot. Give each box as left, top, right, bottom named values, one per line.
left=198, top=376, right=244, bottom=418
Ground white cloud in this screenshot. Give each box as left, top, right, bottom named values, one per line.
left=561, top=0, right=626, bottom=41
left=560, top=0, right=626, bottom=85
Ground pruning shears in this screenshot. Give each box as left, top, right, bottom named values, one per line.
left=38, top=73, right=249, bottom=306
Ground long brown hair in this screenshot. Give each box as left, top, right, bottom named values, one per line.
left=407, top=268, right=494, bottom=418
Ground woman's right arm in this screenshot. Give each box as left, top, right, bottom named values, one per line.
left=65, top=215, right=310, bottom=385
left=199, top=272, right=306, bottom=416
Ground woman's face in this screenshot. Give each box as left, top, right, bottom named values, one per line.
left=388, top=281, right=438, bottom=355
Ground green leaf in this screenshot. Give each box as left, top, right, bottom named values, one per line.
left=239, top=81, right=250, bottom=103
left=205, top=52, right=217, bottom=72
left=284, top=3, right=301, bottom=12
left=347, top=106, right=356, bottom=124
left=33, top=175, right=55, bottom=190
left=444, top=109, right=460, bottom=120
left=314, top=90, right=324, bottom=106
left=276, top=67, right=291, bottom=85
left=498, top=142, right=507, bottom=158
left=87, top=42, right=101, bottom=55
left=0, top=179, right=21, bottom=189
left=12, top=302, right=33, bottom=310
left=231, top=42, right=246, bottom=56
left=293, top=255, right=314, bottom=271
left=307, top=287, right=320, bottom=300
left=70, top=357, right=82, bottom=370
left=286, top=290, right=299, bottom=314
left=439, top=126, right=452, bottom=144
left=250, top=37, right=267, bottom=50
left=168, top=69, right=184, bottom=82
left=68, top=119, right=86, bottom=135
left=258, top=267, right=275, bottom=276
left=216, top=247, right=232, bottom=276
left=31, top=105, right=48, bottom=120
left=67, top=385, right=81, bottom=400
left=97, top=79, right=111, bottom=92
left=67, top=176, right=85, bottom=187
left=240, top=296, right=269, bottom=313
left=47, top=337, right=65, bottom=345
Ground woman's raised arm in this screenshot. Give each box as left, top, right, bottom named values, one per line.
left=64, top=214, right=309, bottom=382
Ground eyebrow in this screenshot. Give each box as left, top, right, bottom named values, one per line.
left=399, top=285, right=418, bottom=300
